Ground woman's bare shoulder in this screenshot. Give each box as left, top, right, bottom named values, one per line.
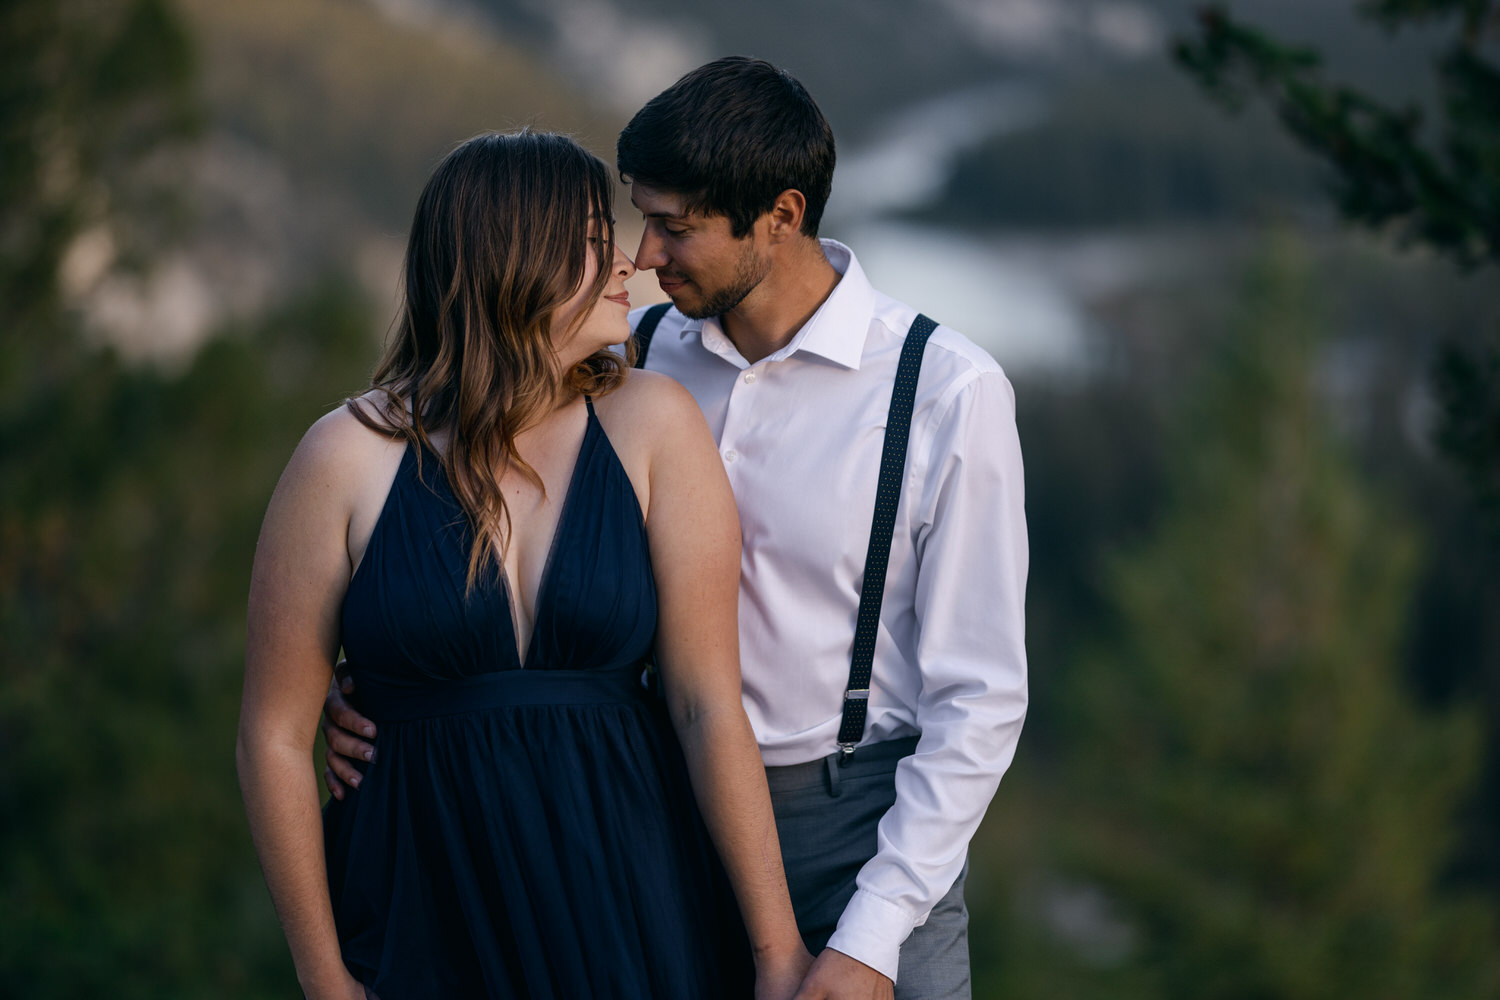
left=286, top=395, right=406, bottom=486
left=594, top=369, right=705, bottom=440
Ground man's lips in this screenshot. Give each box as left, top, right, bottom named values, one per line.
left=656, top=275, right=688, bottom=291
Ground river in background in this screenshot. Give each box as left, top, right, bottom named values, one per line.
left=823, top=82, right=1182, bottom=378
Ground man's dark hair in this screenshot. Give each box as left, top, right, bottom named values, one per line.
left=617, top=56, right=835, bottom=239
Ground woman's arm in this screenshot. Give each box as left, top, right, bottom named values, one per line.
left=238, top=410, right=370, bottom=1000
left=635, top=376, right=813, bottom=998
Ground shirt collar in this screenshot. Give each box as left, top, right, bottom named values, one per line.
left=682, top=239, right=876, bottom=371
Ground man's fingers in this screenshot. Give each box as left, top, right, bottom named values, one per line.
left=324, top=767, right=347, bottom=800
left=325, top=683, right=377, bottom=738
left=325, top=744, right=364, bottom=789
left=324, top=721, right=375, bottom=765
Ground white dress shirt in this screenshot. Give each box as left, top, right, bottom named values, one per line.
left=630, top=240, right=1028, bottom=981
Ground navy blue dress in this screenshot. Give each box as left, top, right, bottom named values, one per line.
left=324, top=398, right=752, bottom=998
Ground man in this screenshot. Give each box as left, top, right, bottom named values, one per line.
left=325, top=58, right=1027, bottom=999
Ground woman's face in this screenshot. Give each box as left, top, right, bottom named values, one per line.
left=550, top=217, right=636, bottom=367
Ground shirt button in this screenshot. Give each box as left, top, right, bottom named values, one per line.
left=723, top=449, right=739, bottom=463
left=743, top=370, right=757, bottom=384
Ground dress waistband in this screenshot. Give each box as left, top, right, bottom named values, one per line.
left=353, top=663, right=649, bottom=722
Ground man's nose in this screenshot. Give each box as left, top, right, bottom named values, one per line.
left=634, top=227, right=668, bottom=272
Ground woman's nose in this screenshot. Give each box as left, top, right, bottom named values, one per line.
left=614, top=244, right=637, bottom=278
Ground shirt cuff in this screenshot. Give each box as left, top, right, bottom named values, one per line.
left=824, top=889, right=917, bottom=983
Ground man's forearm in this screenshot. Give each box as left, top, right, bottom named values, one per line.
left=823, top=363, right=1029, bottom=975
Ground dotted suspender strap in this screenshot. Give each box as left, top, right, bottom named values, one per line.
left=837, top=313, right=938, bottom=765
left=631, top=301, right=672, bottom=700
left=632, top=302, right=672, bottom=369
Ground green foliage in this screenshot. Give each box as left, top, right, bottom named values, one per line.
left=1050, top=239, right=1500, bottom=998
left=1362, top=0, right=1496, bottom=37
left=0, top=0, right=198, bottom=323
left=0, top=279, right=377, bottom=997
left=1174, top=0, right=1500, bottom=913
left=0, top=1, right=381, bottom=993
left=1176, top=3, right=1500, bottom=269
left=1434, top=328, right=1500, bottom=522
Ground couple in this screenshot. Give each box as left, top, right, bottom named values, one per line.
left=239, top=57, right=1028, bottom=1000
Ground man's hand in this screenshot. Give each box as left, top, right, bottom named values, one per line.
left=791, top=948, right=894, bottom=1000
left=321, top=665, right=377, bottom=800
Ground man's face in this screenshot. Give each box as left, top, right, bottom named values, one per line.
left=629, top=182, right=770, bottom=320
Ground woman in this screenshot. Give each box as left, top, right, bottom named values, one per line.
left=237, top=131, right=811, bottom=999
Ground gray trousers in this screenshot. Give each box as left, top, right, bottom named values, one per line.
left=765, top=737, right=972, bottom=1000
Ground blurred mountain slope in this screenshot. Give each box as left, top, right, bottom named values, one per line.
left=450, top=0, right=1452, bottom=233
left=179, top=0, right=618, bottom=230
left=82, top=0, right=622, bottom=361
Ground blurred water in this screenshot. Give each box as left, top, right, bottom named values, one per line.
left=841, top=220, right=1094, bottom=375
left=827, top=81, right=1103, bottom=375
left=825, top=81, right=1047, bottom=221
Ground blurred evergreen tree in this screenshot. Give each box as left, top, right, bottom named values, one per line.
left=0, top=1, right=376, bottom=995
left=1176, top=0, right=1500, bottom=913
left=3, top=283, right=375, bottom=998
left=0, top=0, right=197, bottom=331
left=1049, top=239, right=1500, bottom=999
left=1174, top=1, right=1500, bottom=524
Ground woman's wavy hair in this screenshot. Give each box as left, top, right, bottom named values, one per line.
left=348, top=130, right=630, bottom=588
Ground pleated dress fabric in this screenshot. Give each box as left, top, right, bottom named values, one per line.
left=324, top=398, right=752, bottom=999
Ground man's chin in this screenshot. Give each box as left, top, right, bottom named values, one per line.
left=663, top=290, right=712, bottom=321
left=661, top=278, right=755, bottom=320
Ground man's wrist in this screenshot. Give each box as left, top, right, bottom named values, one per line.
left=825, top=889, right=914, bottom=983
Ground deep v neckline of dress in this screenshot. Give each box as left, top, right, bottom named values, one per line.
left=504, top=397, right=598, bottom=670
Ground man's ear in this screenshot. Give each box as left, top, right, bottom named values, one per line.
left=765, top=189, right=807, bottom=243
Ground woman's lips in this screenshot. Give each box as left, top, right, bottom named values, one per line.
left=606, top=293, right=631, bottom=308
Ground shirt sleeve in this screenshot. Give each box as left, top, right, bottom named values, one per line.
left=824, top=366, right=1029, bottom=980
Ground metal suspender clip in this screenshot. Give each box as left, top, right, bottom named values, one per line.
left=838, top=689, right=869, bottom=766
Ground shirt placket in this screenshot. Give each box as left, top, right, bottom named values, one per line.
left=717, top=360, right=764, bottom=479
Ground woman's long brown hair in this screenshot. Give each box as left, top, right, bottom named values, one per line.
left=348, top=130, right=631, bottom=589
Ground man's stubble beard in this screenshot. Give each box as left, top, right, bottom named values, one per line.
left=675, top=240, right=771, bottom=320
